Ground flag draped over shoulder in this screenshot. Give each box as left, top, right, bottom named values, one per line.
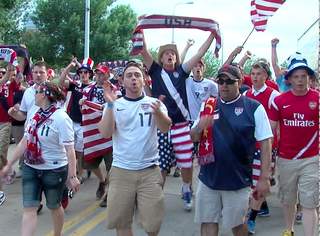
left=81, top=100, right=112, bottom=162
left=130, top=14, right=222, bottom=57
left=250, top=0, right=285, bottom=31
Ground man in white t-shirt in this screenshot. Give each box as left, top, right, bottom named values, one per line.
left=98, top=63, right=172, bottom=236
left=8, top=61, right=48, bottom=124
left=186, top=59, right=218, bottom=121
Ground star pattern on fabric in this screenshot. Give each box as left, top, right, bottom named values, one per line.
left=204, top=140, right=210, bottom=151
left=94, top=88, right=105, bottom=104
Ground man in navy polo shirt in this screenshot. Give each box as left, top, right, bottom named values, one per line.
left=191, top=65, right=273, bottom=236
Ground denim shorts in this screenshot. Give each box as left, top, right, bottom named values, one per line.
left=22, top=163, right=68, bottom=209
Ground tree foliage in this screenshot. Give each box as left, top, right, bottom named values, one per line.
left=0, top=0, right=29, bottom=43
left=16, top=0, right=137, bottom=67
left=203, top=51, right=222, bottom=78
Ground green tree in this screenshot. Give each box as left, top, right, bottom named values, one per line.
left=0, top=0, right=29, bottom=43
left=203, top=51, right=221, bottom=78
left=20, top=0, right=136, bottom=67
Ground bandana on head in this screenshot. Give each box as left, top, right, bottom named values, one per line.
left=24, top=104, right=57, bottom=165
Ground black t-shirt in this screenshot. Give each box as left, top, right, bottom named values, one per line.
left=12, top=90, right=25, bottom=126
left=68, top=83, right=89, bottom=123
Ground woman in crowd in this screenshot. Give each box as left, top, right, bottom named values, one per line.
left=0, top=81, right=80, bottom=236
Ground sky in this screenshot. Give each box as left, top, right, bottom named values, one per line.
left=116, top=0, right=319, bottom=67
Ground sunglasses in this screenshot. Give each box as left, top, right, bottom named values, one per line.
left=0, top=71, right=6, bottom=75
left=216, top=78, right=237, bottom=85
left=35, top=89, right=45, bottom=94
left=79, top=70, right=89, bottom=74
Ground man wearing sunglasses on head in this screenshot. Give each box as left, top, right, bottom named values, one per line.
left=191, top=65, right=273, bottom=236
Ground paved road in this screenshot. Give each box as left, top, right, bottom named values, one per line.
left=0, top=144, right=305, bottom=236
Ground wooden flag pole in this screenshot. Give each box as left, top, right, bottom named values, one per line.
left=241, top=27, right=255, bottom=48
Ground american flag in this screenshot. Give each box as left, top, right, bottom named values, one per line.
left=250, top=0, right=285, bottom=31
left=81, top=100, right=112, bottom=161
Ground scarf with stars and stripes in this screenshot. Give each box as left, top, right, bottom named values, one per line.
left=198, top=97, right=216, bottom=165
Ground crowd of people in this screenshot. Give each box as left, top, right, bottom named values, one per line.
left=0, top=33, right=319, bottom=236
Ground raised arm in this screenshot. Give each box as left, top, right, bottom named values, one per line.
left=59, top=58, right=78, bottom=89
left=97, top=81, right=118, bottom=138
left=184, top=32, right=216, bottom=72
left=238, top=50, right=252, bottom=68
left=271, top=38, right=282, bottom=78
left=140, top=34, right=154, bottom=70
left=180, top=39, right=195, bottom=64
left=222, top=46, right=243, bottom=66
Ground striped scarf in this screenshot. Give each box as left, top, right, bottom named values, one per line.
left=198, top=97, right=216, bottom=165
left=130, top=14, right=221, bottom=57
left=24, top=105, right=57, bottom=165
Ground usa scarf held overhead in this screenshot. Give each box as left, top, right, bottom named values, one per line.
left=130, top=14, right=222, bottom=57
left=198, top=97, right=217, bottom=165
left=24, top=105, right=57, bottom=165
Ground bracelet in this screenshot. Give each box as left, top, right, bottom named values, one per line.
left=69, top=175, right=77, bottom=179
left=107, top=102, right=114, bottom=109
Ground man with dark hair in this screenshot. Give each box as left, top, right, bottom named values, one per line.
left=191, top=65, right=273, bottom=236
left=98, top=63, right=171, bottom=236
left=141, top=32, right=218, bottom=211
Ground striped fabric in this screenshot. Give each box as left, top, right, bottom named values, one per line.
left=170, top=122, right=193, bottom=168
left=130, top=14, right=221, bottom=57
left=81, top=100, right=112, bottom=162
left=0, top=48, right=18, bottom=66
left=250, top=0, right=285, bottom=31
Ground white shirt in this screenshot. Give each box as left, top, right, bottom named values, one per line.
left=24, top=109, right=74, bottom=170
left=108, top=96, right=168, bottom=170
left=186, top=77, right=218, bottom=121
left=20, top=85, right=39, bottom=122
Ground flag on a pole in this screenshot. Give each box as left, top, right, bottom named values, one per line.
left=81, top=100, right=112, bottom=162
left=250, top=0, right=285, bottom=31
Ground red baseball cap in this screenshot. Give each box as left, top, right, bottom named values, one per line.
left=95, top=64, right=110, bottom=75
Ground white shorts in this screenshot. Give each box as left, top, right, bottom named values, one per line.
left=73, top=122, right=83, bottom=152
left=195, top=181, right=250, bottom=229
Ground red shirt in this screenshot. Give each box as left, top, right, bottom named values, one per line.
left=245, top=85, right=279, bottom=148
left=266, top=79, right=279, bottom=92
left=269, top=89, right=319, bottom=159
left=0, top=80, right=20, bottom=122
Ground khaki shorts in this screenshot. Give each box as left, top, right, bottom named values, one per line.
left=195, top=181, right=250, bottom=229
left=0, top=123, right=11, bottom=169
left=106, top=166, right=164, bottom=233
left=277, top=156, right=319, bottom=208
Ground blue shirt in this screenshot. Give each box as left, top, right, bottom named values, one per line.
left=199, top=96, right=261, bottom=190
left=276, top=75, right=291, bottom=93
left=148, top=61, right=190, bottom=124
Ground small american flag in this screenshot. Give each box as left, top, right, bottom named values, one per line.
left=81, top=100, right=112, bottom=161
left=250, top=0, right=285, bottom=32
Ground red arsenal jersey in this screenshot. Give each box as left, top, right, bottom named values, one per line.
left=269, top=89, right=319, bottom=159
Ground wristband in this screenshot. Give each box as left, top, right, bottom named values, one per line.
left=271, top=44, right=277, bottom=48
left=107, top=102, right=114, bottom=109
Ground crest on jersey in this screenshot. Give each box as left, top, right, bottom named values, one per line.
left=43, top=118, right=53, bottom=126
left=141, top=103, right=150, bottom=110
left=204, top=87, right=208, bottom=92
left=234, top=107, right=243, bottom=116
left=309, top=101, right=317, bottom=110
left=173, top=72, right=179, bottom=78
